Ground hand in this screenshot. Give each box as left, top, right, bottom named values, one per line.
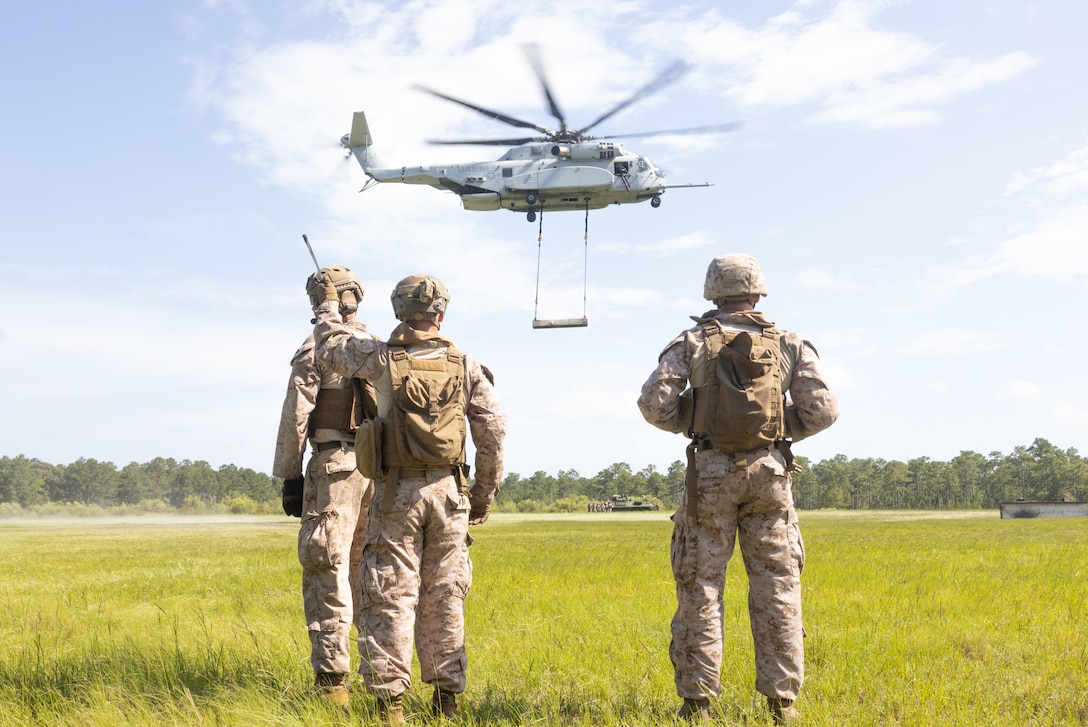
left=321, top=271, right=339, bottom=302
left=469, top=502, right=491, bottom=526
left=468, top=484, right=492, bottom=526
left=305, top=272, right=340, bottom=305
left=281, top=477, right=304, bottom=517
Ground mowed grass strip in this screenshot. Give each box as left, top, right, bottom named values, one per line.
left=0, top=511, right=1084, bottom=725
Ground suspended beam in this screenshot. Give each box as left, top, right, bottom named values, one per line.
left=532, top=317, right=588, bottom=329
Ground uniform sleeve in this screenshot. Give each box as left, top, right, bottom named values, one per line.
left=312, top=301, right=387, bottom=381
left=637, top=335, right=691, bottom=435
left=782, top=333, right=839, bottom=442
left=272, top=337, right=320, bottom=479
left=464, top=355, right=506, bottom=495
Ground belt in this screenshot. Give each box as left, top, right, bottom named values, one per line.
left=396, top=467, right=456, bottom=479
left=315, top=441, right=350, bottom=452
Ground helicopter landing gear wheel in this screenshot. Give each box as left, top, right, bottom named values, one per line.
left=527, top=210, right=537, bottom=222
left=526, top=192, right=538, bottom=205
left=650, top=195, right=662, bottom=208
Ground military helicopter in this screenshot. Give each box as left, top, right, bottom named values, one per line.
left=340, top=46, right=738, bottom=223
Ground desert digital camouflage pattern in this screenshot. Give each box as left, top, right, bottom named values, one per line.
left=312, top=300, right=506, bottom=699
left=703, top=253, right=769, bottom=300
left=273, top=326, right=376, bottom=676
left=669, top=446, right=805, bottom=700
left=314, top=310, right=506, bottom=494
left=637, top=311, right=838, bottom=441
left=299, top=444, right=372, bottom=675
left=638, top=308, right=838, bottom=705
left=358, top=471, right=473, bottom=697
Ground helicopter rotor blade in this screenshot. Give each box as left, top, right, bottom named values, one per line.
left=523, top=43, right=567, bottom=132
left=597, top=121, right=742, bottom=141
left=577, top=59, right=690, bottom=137
left=425, top=136, right=547, bottom=146
left=413, top=84, right=552, bottom=134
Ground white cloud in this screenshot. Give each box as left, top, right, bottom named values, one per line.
left=793, top=267, right=866, bottom=293
left=1005, top=143, right=1088, bottom=196
left=1004, top=381, right=1042, bottom=404
left=995, top=204, right=1088, bottom=280
left=543, top=387, right=641, bottom=423
left=818, top=358, right=855, bottom=392
left=1053, top=402, right=1088, bottom=428
left=809, top=52, right=1037, bottom=128
left=900, top=327, right=1006, bottom=356
left=596, top=231, right=715, bottom=256
left=648, top=0, right=1037, bottom=128
left=931, top=140, right=1088, bottom=289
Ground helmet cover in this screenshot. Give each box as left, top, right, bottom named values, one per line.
left=703, top=254, right=769, bottom=301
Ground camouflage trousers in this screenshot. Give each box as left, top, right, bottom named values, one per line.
left=670, top=446, right=805, bottom=702
left=357, top=471, right=472, bottom=699
left=299, top=443, right=373, bottom=675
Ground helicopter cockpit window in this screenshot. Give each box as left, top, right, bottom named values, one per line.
left=637, top=158, right=650, bottom=172
left=502, top=167, right=513, bottom=178
left=614, top=161, right=630, bottom=175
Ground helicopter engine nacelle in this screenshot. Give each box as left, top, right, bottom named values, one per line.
left=550, top=142, right=618, bottom=161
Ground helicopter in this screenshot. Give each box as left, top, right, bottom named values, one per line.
left=340, top=47, right=739, bottom=223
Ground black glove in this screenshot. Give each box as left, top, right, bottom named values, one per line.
left=468, top=485, right=491, bottom=526
left=281, top=477, right=304, bottom=517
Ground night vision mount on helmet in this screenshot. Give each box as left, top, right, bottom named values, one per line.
left=390, top=274, right=450, bottom=322
left=307, top=265, right=364, bottom=312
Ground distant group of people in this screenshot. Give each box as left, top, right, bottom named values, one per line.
left=273, top=253, right=837, bottom=725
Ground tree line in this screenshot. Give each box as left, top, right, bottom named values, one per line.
left=1, top=438, right=1084, bottom=515
left=0, top=456, right=280, bottom=514
left=497, top=437, right=1087, bottom=512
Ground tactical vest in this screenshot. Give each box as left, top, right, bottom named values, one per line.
left=690, top=319, right=785, bottom=453
left=361, top=347, right=467, bottom=474
left=309, top=381, right=366, bottom=434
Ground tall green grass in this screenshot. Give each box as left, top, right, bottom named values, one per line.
left=0, top=512, right=1084, bottom=725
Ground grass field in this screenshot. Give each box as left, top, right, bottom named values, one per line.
left=0, top=511, right=1085, bottom=725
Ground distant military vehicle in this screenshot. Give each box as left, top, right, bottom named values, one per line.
left=588, top=494, right=659, bottom=512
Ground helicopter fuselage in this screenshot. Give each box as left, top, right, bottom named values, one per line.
left=353, top=137, right=667, bottom=212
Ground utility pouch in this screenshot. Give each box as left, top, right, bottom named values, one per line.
left=354, top=417, right=384, bottom=480
left=679, top=389, right=696, bottom=436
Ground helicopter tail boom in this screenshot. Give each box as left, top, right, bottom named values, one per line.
left=341, top=110, right=395, bottom=178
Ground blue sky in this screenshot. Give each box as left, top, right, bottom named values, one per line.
left=2, top=0, right=1087, bottom=480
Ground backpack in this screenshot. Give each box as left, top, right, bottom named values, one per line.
left=690, top=319, right=785, bottom=453
left=381, top=347, right=467, bottom=470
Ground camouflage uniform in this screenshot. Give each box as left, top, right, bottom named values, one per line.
left=273, top=325, right=376, bottom=677
left=638, top=309, right=838, bottom=705
left=313, top=303, right=506, bottom=701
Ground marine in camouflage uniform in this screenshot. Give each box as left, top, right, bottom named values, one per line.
left=637, top=254, right=838, bottom=724
left=273, top=265, right=376, bottom=705
left=311, top=273, right=505, bottom=724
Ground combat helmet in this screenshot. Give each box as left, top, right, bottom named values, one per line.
left=390, top=274, right=449, bottom=322
left=307, top=265, right=364, bottom=312
left=703, top=253, right=768, bottom=301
